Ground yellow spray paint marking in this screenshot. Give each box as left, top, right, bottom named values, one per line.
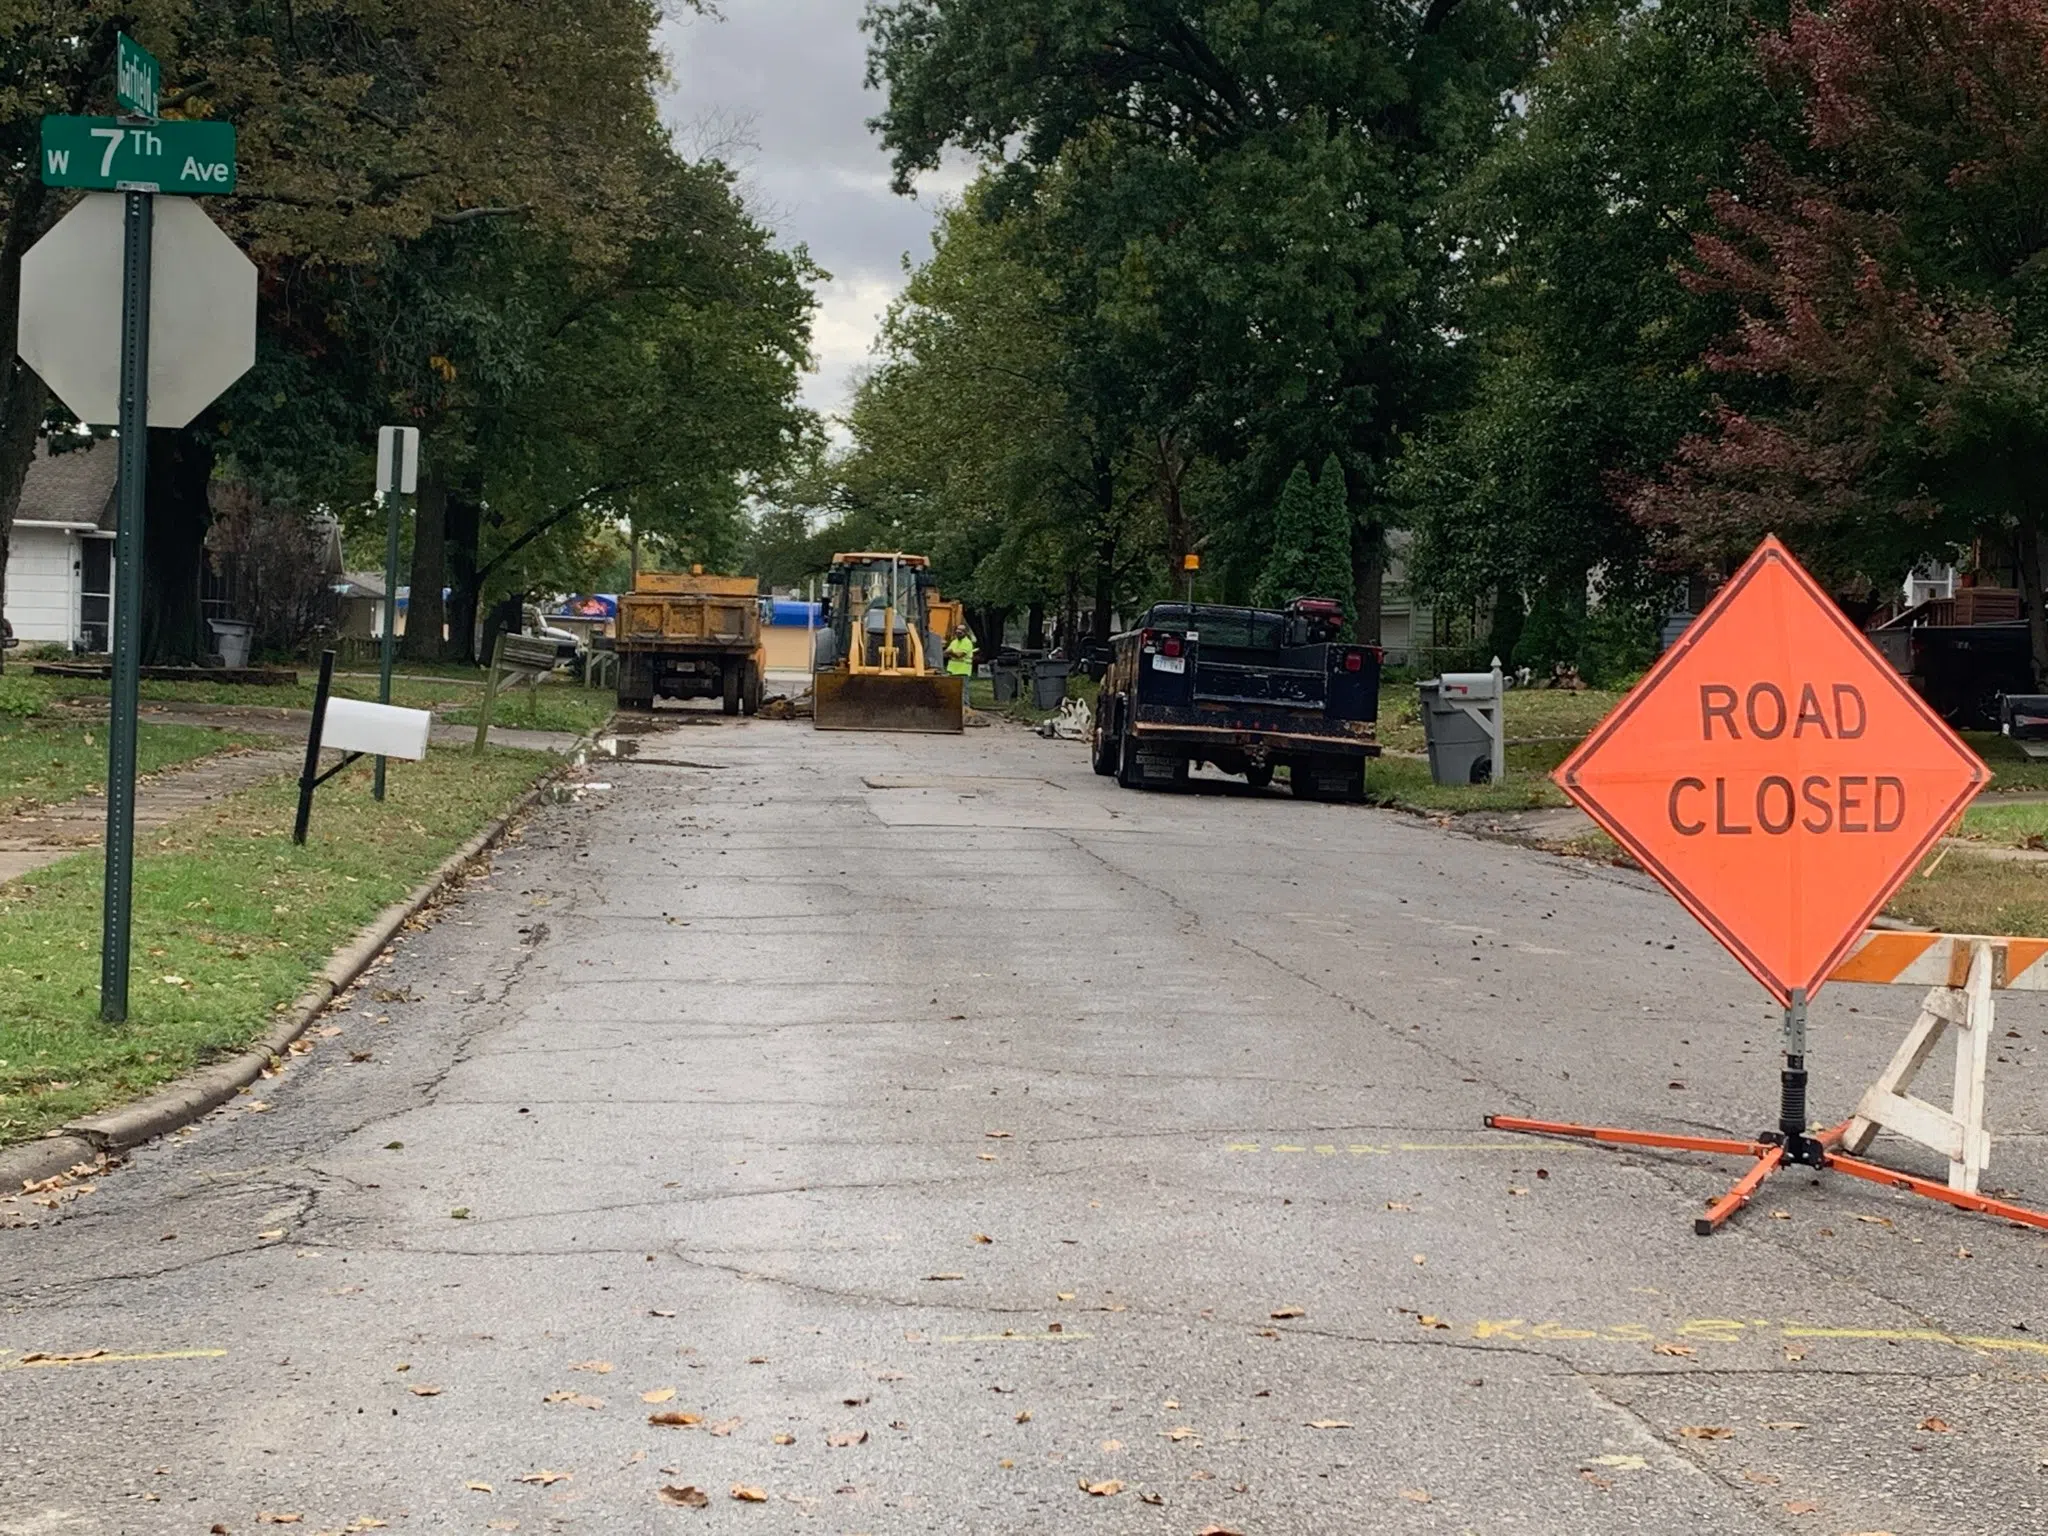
left=938, top=1331, right=1093, bottom=1345
left=1227, top=1141, right=1577, bottom=1156
left=1447, top=1317, right=2048, bottom=1360
left=0, top=1347, right=228, bottom=1371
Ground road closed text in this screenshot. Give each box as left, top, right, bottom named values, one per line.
left=1668, top=681, right=1901, bottom=836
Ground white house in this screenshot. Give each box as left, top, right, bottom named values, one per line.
left=4, top=439, right=117, bottom=652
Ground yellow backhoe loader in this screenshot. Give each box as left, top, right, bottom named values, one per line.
left=812, top=552, right=965, bottom=733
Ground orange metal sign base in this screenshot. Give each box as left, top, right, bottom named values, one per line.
left=1484, top=1114, right=2048, bottom=1237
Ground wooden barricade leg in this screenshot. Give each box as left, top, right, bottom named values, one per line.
left=1840, top=940, right=1995, bottom=1193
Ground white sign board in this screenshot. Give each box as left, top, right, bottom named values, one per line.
left=16, top=193, right=257, bottom=428
left=322, top=698, right=431, bottom=761
left=376, top=425, right=419, bottom=495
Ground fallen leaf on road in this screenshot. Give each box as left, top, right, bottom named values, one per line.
left=650, top=1309, right=676, bottom=1318
left=643, top=1389, right=676, bottom=1404
left=772, top=1433, right=795, bottom=1445
left=985, top=1131, right=1011, bottom=1139
left=729, top=1485, right=767, bottom=1503
left=409, top=1386, right=441, bottom=1397
left=464, top=1481, right=493, bottom=1493
left=449, top=1208, right=469, bottom=1220
left=1399, top=1488, right=1431, bottom=1503
left=1196, top=1527, right=1245, bottom=1535
left=926, top=1273, right=965, bottom=1281
left=709, top=1418, right=741, bottom=1436
left=1056, top=1292, right=1075, bottom=1301
left=571, top=1360, right=614, bottom=1374
left=1653, top=1344, right=1696, bottom=1357
left=1783, top=1500, right=1820, bottom=1514
left=1269, top=1307, right=1305, bottom=1319
left=1079, top=1479, right=1123, bottom=1496
left=1854, top=1215, right=1893, bottom=1228
left=1588, top=1454, right=1647, bottom=1470
left=257, top=1518, right=302, bottom=1527
left=543, top=1391, right=604, bottom=1410
left=1920, top=1417, right=1952, bottom=1433
left=827, top=1430, right=868, bottom=1447
left=657, top=1485, right=709, bottom=1508
left=1165, top=1426, right=1197, bottom=1441
left=245, top=1100, right=271, bottom=1113
left=1679, top=1425, right=1733, bottom=1440
left=515, top=1470, right=570, bottom=1486
left=1580, top=1471, right=1611, bottom=1489
left=1417, top=1315, right=1450, bottom=1330
left=257, top=1229, right=284, bottom=1241
left=978, top=1153, right=998, bottom=1161
left=1385, top=1201, right=1413, bottom=1211
left=1015, top=1410, right=1032, bottom=1424
left=1100, top=1439, right=1123, bottom=1453
left=1306, top=1420, right=1354, bottom=1430
left=1412, top=1253, right=1427, bottom=1266
left=1763, top=1421, right=1810, bottom=1431
left=649, top=1411, right=703, bottom=1427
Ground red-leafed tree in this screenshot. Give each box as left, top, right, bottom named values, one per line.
left=1628, top=0, right=2048, bottom=673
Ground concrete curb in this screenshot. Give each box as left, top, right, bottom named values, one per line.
left=0, top=768, right=566, bottom=1195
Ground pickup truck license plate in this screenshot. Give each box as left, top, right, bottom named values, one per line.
left=1151, top=654, right=1186, bottom=674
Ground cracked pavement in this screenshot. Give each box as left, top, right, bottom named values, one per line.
left=5, top=711, right=2048, bottom=1533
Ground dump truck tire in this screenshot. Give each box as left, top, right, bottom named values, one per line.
left=742, top=661, right=762, bottom=716
left=722, top=660, right=742, bottom=716
left=1090, top=699, right=1120, bottom=776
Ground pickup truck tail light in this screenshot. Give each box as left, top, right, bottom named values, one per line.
left=1343, top=650, right=1364, bottom=672
left=1160, top=635, right=1184, bottom=658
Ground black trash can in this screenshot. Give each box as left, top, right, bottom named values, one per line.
left=1030, top=659, right=1073, bottom=710
left=990, top=661, right=1022, bottom=704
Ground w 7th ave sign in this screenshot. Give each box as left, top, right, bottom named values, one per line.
left=40, top=116, right=236, bottom=194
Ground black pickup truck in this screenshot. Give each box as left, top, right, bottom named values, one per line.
left=1090, top=599, right=1382, bottom=798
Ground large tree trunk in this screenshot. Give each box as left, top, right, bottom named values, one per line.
left=2018, top=524, right=2048, bottom=688
left=1157, top=431, right=1188, bottom=592
left=445, top=482, right=483, bottom=665
left=1352, top=518, right=1386, bottom=646
left=0, top=174, right=54, bottom=674
left=142, top=430, right=214, bottom=664
left=402, top=470, right=448, bottom=661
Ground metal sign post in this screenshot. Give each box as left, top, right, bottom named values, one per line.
left=17, top=34, right=251, bottom=1023
left=98, top=189, right=153, bottom=1022
left=371, top=427, right=419, bottom=801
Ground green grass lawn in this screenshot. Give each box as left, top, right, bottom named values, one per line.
left=0, top=717, right=264, bottom=818
left=0, top=745, right=555, bottom=1144
left=1365, top=752, right=1571, bottom=813
left=438, top=683, right=616, bottom=736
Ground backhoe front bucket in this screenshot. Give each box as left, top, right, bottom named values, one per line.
left=813, top=669, right=965, bottom=734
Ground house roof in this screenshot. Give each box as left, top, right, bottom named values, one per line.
left=335, top=571, right=387, bottom=600
left=17, top=438, right=117, bottom=531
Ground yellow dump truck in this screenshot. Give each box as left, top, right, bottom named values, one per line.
left=616, top=570, right=765, bottom=715
left=812, top=552, right=965, bottom=734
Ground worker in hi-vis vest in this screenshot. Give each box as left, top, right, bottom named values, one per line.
left=945, top=627, right=976, bottom=684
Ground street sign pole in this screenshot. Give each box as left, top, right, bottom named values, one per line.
left=375, top=487, right=401, bottom=800
left=99, top=188, right=153, bottom=1023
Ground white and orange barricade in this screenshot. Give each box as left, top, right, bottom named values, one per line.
left=1828, top=931, right=2048, bottom=1195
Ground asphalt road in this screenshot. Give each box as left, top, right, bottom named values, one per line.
left=6, top=708, right=2048, bottom=1534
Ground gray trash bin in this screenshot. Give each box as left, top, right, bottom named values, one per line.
left=1419, top=669, right=1502, bottom=785
left=990, top=661, right=1022, bottom=703
left=1030, top=659, right=1072, bottom=710
left=208, top=619, right=254, bottom=669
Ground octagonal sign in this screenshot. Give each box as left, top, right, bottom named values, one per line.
left=1556, top=536, right=1988, bottom=1005
left=17, top=192, right=256, bottom=428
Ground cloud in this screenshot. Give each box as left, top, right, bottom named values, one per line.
left=656, top=1, right=958, bottom=422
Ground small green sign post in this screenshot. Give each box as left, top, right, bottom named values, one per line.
left=116, top=33, right=159, bottom=119
left=40, top=117, right=235, bottom=194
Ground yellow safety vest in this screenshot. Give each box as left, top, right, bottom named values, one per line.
left=945, top=633, right=975, bottom=675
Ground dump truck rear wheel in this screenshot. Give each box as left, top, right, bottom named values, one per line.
left=1245, top=763, right=1274, bottom=790
left=741, top=661, right=762, bottom=716
left=1090, top=699, right=1120, bottom=776
left=1116, top=712, right=1145, bottom=790
left=722, top=660, right=742, bottom=716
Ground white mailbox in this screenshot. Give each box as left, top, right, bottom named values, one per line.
left=321, top=697, right=432, bottom=761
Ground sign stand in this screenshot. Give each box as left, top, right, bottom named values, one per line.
left=294, top=651, right=360, bottom=845
left=97, top=187, right=152, bottom=1022
left=1485, top=534, right=2048, bottom=1237
left=293, top=648, right=433, bottom=843
left=371, top=426, right=419, bottom=801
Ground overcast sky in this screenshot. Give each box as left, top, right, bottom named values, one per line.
left=658, top=2, right=965, bottom=429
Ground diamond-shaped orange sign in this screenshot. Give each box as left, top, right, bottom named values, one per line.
left=1556, top=536, right=1988, bottom=1005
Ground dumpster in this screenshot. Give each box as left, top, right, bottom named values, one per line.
left=208, top=618, right=254, bottom=669
left=1420, top=663, right=1503, bottom=785
left=1030, top=658, right=1072, bottom=710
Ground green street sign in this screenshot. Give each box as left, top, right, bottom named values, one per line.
left=116, top=33, right=160, bottom=119
left=40, top=116, right=235, bottom=194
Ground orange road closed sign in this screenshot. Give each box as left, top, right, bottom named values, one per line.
left=1556, top=536, right=1989, bottom=1005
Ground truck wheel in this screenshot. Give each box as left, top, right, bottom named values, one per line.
left=1116, top=713, right=1146, bottom=790
left=721, top=659, right=742, bottom=716
left=1245, top=763, right=1274, bottom=790
left=1090, top=698, right=1120, bottom=776
left=742, top=661, right=762, bottom=716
